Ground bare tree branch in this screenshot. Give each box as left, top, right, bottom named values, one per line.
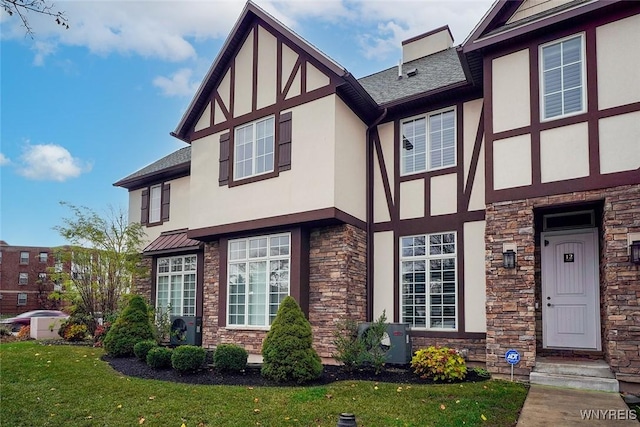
left=2, top=0, right=69, bottom=38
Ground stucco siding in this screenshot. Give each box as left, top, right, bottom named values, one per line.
left=492, top=49, right=531, bottom=133
left=373, top=231, right=395, bottom=321
left=256, top=26, right=277, bottom=110
left=540, top=122, right=589, bottom=183
left=599, top=111, right=640, bottom=174
left=493, top=134, right=532, bottom=190
left=400, top=179, right=425, bottom=219
left=233, top=28, right=253, bottom=117
left=464, top=220, right=487, bottom=333
left=430, top=173, right=457, bottom=216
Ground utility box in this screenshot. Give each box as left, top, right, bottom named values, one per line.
left=358, top=322, right=412, bottom=365
left=170, top=316, right=202, bottom=346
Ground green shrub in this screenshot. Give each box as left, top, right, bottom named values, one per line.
left=472, top=366, right=491, bottom=379
left=261, top=296, right=323, bottom=384
left=171, top=345, right=206, bottom=372
left=411, top=346, right=467, bottom=382
left=134, top=339, right=158, bottom=361
left=103, top=295, right=155, bottom=357
left=213, top=344, right=248, bottom=372
left=146, top=347, right=173, bottom=369
left=0, top=325, right=12, bottom=336
left=332, top=312, right=389, bottom=374
left=63, top=324, right=88, bottom=341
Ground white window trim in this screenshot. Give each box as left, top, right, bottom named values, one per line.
left=226, top=232, right=291, bottom=328
left=400, top=106, right=457, bottom=177
left=233, top=115, right=276, bottom=181
left=539, top=32, right=587, bottom=122
left=17, top=293, right=27, bottom=305
left=149, top=184, right=162, bottom=224
left=39, top=252, right=48, bottom=263
left=399, top=232, right=458, bottom=331
left=20, top=252, right=29, bottom=264
left=19, top=273, right=28, bottom=285
left=155, top=254, right=197, bottom=318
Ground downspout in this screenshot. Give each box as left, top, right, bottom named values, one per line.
left=365, top=108, right=387, bottom=322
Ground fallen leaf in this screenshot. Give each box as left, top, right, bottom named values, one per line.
left=456, top=400, right=460, bottom=404
left=117, top=404, right=122, bottom=409
left=139, top=417, right=146, bottom=424
left=35, top=353, right=40, bottom=356
left=254, top=408, right=261, bottom=414
left=254, top=398, right=259, bottom=403
left=325, top=394, right=333, bottom=399
left=247, top=387, right=254, bottom=390
left=396, top=387, right=403, bottom=392
left=181, top=423, right=187, bottom=427
left=440, top=404, right=446, bottom=410
left=86, top=416, right=93, bottom=419
left=481, top=414, right=487, bottom=421
left=50, top=388, right=56, bottom=391
left=374, top=386, right=379, bottom=390
left=148, top=396, right=156, bottom=400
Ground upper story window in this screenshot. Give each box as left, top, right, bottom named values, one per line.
left=400, top=232, right=457, bottom=330
left=17, top=293, right=27, bottom=306
left=39, top=252, right=48, bottom=263
left=227, top=233, right=290, bottom=327
left=19, top=273, right=28, bottom=285
left=401, top=108, right=456, bottom=175
left=20, top=251, right=29, bottom=264
left=234, top=116, right=275, bottom=181
left=149, top=184, right=162, bottom=223
left=156, top=254, right=197, bottom=317
left=141, top=182, right=170, bottom=226
left=540, top=34, right=585, bottom=120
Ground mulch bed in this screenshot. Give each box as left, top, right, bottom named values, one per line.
left=105, top=356, right=488, bottom=387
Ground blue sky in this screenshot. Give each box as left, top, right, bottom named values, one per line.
left=1, top=0, right=493, bottom=247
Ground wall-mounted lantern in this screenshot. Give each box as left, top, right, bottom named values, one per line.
left=502, top=243, right=517, bottom=269
left=628, top=233, right=640, bottom=265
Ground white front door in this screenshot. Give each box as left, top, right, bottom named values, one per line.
left=541, top=229, right=600, bottom=350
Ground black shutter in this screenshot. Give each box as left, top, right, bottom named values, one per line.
left=278, top=112, right=292, bottom=171
left=140, top=189, right=149, bottom=225
left=219, top=132, right=230, bottom=186
left=161, top=183, right=171, bottom=222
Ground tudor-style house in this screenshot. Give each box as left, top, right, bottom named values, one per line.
left=115, top=0, right=640, bottom=389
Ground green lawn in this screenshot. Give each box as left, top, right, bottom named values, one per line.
left=0, top=341, right=527, bottom=427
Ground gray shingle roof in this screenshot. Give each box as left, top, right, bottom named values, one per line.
left=114, top=146, right=190, bottom=187
left=358, top=48, right=466, bottom=106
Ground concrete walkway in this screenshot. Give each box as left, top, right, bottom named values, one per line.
left=517, top=385, right=638, bottom=426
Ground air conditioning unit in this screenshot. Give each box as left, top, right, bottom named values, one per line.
left=170, top=316, right=202, bottom=347
left=358, top=322, right=412, bottom=365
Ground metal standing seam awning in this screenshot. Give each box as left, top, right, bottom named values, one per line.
left=143, top=229, right=203, bottom=256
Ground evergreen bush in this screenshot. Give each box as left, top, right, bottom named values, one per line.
left=133, top=339, right=158, bottom=361
left=146, top=347, right=173, bottom=369
left=261, top=296, right=323, bottom=384
left=102, top=295, right=155, bottom=357
left=213, top=344, right=248, bottom=372
left=171, top=345, right=206, bottom=372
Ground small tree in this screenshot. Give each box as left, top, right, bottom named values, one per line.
left=103, top=295, right=155, bottom=357
left=51, top=203, right=146, bottom=334
left=261, top=296, right=323, bottom=384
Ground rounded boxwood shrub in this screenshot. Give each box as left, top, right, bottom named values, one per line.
left=261, top=296, right=323, bottom=384
left=146, top=347, right=173, bottom=369
left=213, top=344, right=248, bottom=372
left=134, top=339, right=158, bottom=361
left=103, top=295, right=155, bottom=357
left=411, top=346, right=467, bottom=382
left=171, top=345, right=206, bottom=372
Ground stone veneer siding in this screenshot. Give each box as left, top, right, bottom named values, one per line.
left=133, top=257, right=152, bottom=305
left=411, top=336, right=486, bottom=362
left=201, top=224, right=367, bottom=358
left=485, top=184, right=640, bottom=379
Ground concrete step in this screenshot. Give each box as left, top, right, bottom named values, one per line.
left=530, top=372, right=619, bottom=392
left=534, top=359, right=615, bottom=379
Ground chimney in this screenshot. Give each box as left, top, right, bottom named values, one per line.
left=402, top=25, right=453, bottom=64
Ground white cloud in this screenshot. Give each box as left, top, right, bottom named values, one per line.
left=18, top=144, right=92, bottom=181
left=0, top=153, right=10, bottom=166
left=32, top=40, right=57, bottom=66
left=153, top=68, right=199, bottom=97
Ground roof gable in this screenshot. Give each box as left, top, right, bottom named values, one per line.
left=172, top=1, right=378, bottom=142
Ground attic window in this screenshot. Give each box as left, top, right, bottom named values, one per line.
left=406, top=68, right=418, bottom=77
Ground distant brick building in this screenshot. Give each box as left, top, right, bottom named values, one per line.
left=0, top=241, right=65, bottom=315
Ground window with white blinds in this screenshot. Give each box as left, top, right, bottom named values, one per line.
left=541, top=34, right=585, bottom=120
left=401, top=108, right=456, bottom=175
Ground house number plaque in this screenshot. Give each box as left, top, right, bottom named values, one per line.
left=564, top=253, right=574, bottom=263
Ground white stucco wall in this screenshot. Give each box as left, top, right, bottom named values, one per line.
left=463, top=221, right=487, bottom=333
left=492, top=49, right=531, bottom=133
left=373, top=148, right=391, bottom=223
left=402, top=29, right=453, bottom=63
left=430, top=173, right=457, bottom=216
left=256, top=26, right=277, bottom=110
left=194, top=102, right=211, bottom=132
left=373, top=231, right=395, bottom=321
left=596, top=13, right=640, bottom=110
left=493, top=134, right=532, bottom=190
left=400, top=179, right=425, bottom=219
left=307, top=63, right=330, bottom=92
left=540, top=122, right=590, bottom=183
left=599, top=111, right=640, bottom=174
left=234, top=28, right=253, bottom=117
